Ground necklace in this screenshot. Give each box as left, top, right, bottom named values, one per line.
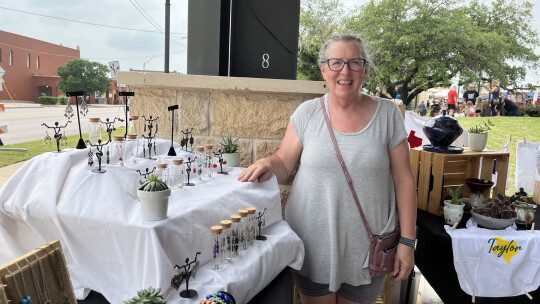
left=32, top=253, right=52, bottom=304
left=25, top=257, right=46, bottom=304
left=9, top=265, right=32, bottom=304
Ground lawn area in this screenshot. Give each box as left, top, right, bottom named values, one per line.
left=455, top=116, right=540, bottom=196
left=0, top=127, right=126, bottom=168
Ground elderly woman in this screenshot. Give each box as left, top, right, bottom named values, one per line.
left=447, top=83, right=458, bottom=116
left=238, top=34, right=416, bottom=304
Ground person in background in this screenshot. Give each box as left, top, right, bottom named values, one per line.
left=465, top=101, right=475, bottom=117
left=484, top=80, right=501, bottom=116
left=375, top=91, right=381, bottom=97
left=447, top=84, right=458, bottom=116
left=418, top=100, right=427, bottom=116
left=454, top=104, right=465, bottom=117
left=502, top=98, right=519, bottom=116
left=481, top=97, right=492, bottom=117
left=463, top=84, right=479, bottom=105
left=474, top=97, right=482, bottom=117
left=393, top=94, right=403, bottom=105
left=238, top=34, right=417, bottom=304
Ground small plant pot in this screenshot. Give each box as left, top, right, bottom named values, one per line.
left=222, top=152, right=240, bottom=167
left=443, top=200, right=465, bottom=225
left=468, top=133, right=488, bottom=152
left=137, top=188, right=171, bottom=220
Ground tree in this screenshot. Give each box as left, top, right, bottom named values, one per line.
left=342, top=0, right=539, bottom=104
left=57, top=60, right=111, bottom=97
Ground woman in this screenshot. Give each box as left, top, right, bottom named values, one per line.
left=484, top=80, right=501, bottom=116
left=474, top=97, right=482, bottom=117
left=237, top=34, right=416, bottom=304
left=447, top=84, right=458, bottom=116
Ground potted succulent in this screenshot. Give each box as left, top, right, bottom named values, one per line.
left=443, top=186, right=469, bottom=225
left=124, top=286, right=166, bottom=304
left=467, top=120, right=494, bottom=151
left=471, top=194, right=517, bottom=229
left=137, top=174, right=171, bottom=220
left=219, top=135, right=240, bottom=167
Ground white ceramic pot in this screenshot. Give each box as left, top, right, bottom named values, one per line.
left=514, top=202, right=536, bottom=225
left=468, top=133, right=488, bottom=152
left=222, top=152, right=240, bottom=167
left=137, top=188, right=171, bottom=220
left=443, top=200, right=465, bottom=225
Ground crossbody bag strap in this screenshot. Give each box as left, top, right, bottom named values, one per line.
left=319, top=97, right=373, bottom=238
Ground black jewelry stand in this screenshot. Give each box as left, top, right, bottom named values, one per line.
left=136, top=167, right=156, bottom=182
left=180, top=128, right=194, bottom=151
left=184, top=157, right=195, bottom=186
left=101, top=118, right=117, bottom=142
left=41, top=121, right=71, bottom=152
left=86, top=139, right=110, bottom=173
left=118, top=91, right=134, bottom=139
left=170, top=251, right=201, bottom=298
left=214, top=150, right=228, bottom=175
left=141, top=115, right=159, bottom=159
left=66, top=91, right=87, bottom=149
left=255, top=208, right=267, bottom=241
left=167, top=105, right=179, bottom=156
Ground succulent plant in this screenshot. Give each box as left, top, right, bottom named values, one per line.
left=138, top=174, right=169, bottom=192
left=447, top=186, right=469, bottom=205
left=124, top=287, right=166, bottom=304
left=219, top=136, right=239, bottom=153
left=475, top=195, right=517, bottom=219
left=467, top=119, right=494, bottom=133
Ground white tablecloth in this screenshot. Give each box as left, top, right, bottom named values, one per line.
left=0, top=139, right=304, bottom=303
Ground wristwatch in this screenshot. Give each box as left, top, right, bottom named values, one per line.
left=399, top=236, right=417, bottom=250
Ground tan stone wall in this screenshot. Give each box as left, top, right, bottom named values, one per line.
left=119, top=71, right=326, bottom=216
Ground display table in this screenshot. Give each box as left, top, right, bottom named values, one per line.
left=416, top=209, right=540, bottom=303
left=0, top=140, right=304, bottom=303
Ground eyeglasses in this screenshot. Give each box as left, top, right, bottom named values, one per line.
left=325, top=58, right=368, bottom=72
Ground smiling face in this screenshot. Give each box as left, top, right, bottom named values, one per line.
left=319, top=41, right=369, bottom=101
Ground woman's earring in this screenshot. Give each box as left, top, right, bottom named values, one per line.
left=323, top=80, right=327, bottom=88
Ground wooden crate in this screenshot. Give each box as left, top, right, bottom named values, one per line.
left=410, top=147, right=509, bottom=215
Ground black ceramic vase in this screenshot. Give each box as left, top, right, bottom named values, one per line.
left=422, top=111, right=464, bottom=153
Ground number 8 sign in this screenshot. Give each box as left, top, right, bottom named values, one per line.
left=261, top=53, right=270, bottom=69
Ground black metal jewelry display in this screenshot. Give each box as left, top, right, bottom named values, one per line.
left=184, top=157, right=195, bottom=186
left=167, top=105, right=179, bottom=156
left=41, top=121, right=71, bottom=152
left=214, top=150, right=228, bottom=175
left=141, top=115, right=159, bottom=159
left=136, top=167, right=156, bottom=183
left=66, top=91, right=87, bottom=149
left=118, top=91, right=134, bottom=138
left=86, top=139, right=110, bottom=173
left=180, top=128, right=194, bottom=151
left=101, top=118, right=117, bottom=142
left=171, top=251, right=201, bottom=299
left=255, top=208, right=267, bottom=241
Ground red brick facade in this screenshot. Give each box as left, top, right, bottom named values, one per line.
left=0, top=30, right=81, bottom=103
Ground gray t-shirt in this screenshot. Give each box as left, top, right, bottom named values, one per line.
left=286, top=94, right=407, bottom=291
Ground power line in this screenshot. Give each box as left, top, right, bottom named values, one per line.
left=0, top=6, right=186, bottom=36
left=128, top=0, right=164, bottom=32
left=85, top=49, right=186, bottom=61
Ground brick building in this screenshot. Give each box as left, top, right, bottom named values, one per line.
left=0, top=30, right=81, bottom=103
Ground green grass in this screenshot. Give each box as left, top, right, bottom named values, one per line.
left=455, top=117, right=540, bottom=196
left=0, top=127, right=126, bottom=168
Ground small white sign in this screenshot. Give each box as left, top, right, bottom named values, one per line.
left=109, top=61, right=120, bottom=78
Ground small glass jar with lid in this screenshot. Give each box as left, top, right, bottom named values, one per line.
left=204, top=144, right=215, bottom=179
left=220, top=220, right=232, bottom=263
left=128, top=115, right=141, bottom=138
left=194, top=146, right=205, bottom=181
left=170, top=159, right=185, bottom=189
left=88, top=117, right=102, bottom=143
left=238, top=209, right=248, bottom=250
left=126, top=133, right=139, bottom=164
left=112, top=135, right=126, bottom=166
left=210, top=225, right=225, bottom=272
left=230, top=215, right=241, bottom=257
left=155, top=162, right=169, bottom=185
left=246, top=207, right=256, bottom=246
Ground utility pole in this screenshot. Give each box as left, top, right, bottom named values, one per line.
left=165, top=0, right=170, bottom=73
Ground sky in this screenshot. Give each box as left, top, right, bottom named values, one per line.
left=1, top=0, right=539, bottom=84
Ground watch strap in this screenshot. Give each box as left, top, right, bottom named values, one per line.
left=399, top=236, right=417, bottom=249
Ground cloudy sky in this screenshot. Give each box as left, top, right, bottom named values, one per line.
left=1, top=0, right=539, bottom=83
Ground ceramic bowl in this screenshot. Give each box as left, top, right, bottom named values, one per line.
left=471, top=208, right=516, bottom=229
left=465, top=178, right=494, bottom=192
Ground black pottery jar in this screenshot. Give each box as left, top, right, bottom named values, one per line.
left=422, top=111, right=464, bottom=153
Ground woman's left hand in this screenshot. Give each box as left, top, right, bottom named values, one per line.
left=391, top=244, right=415, bottom=282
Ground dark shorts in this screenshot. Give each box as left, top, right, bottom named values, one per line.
left=447, top=104, right=456, bottom=110
left=475, top=109, right=481, bottom=113
left=292, top=271, right=385, bottom=303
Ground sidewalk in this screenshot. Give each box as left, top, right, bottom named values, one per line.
left=0, top=161, right=26, bottom=189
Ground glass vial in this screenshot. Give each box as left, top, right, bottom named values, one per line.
left=88, top=117, right=102, bottom=143
left=230, top=215, right=241, bottom=257
left=171, top=159, right=185, bottom=189
left=126, top=133, right=139, bottom=164
left=155, top=162, right=168, bottom=185
left=194, top=146, right=205, bottom=181
left=211, top=225, right=224, bottom=272
left=112, top=135, right=126, bottom=166
left=128, top=115, right=140, bottom=138
left=246, top=207, right=256, bottom=247
left=204, top=144, right=214, bottom=179
left=238, top=209, right=248, bottom=250
left=220, top=220, right=232, bottom=264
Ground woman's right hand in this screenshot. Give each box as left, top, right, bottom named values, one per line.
left=237, top=157, right=274, bottom=183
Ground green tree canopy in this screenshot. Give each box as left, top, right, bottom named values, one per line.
left=298, top=0, right=540, bottom=104
left=57, top=59, right=111, bottom=96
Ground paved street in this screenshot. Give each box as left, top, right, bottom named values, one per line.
left=0, top=104, right=125, bottom=145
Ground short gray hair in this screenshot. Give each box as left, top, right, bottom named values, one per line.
left=318, top=34, right=370, bottom=65
left=450, top=83, right=458, bottom=91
